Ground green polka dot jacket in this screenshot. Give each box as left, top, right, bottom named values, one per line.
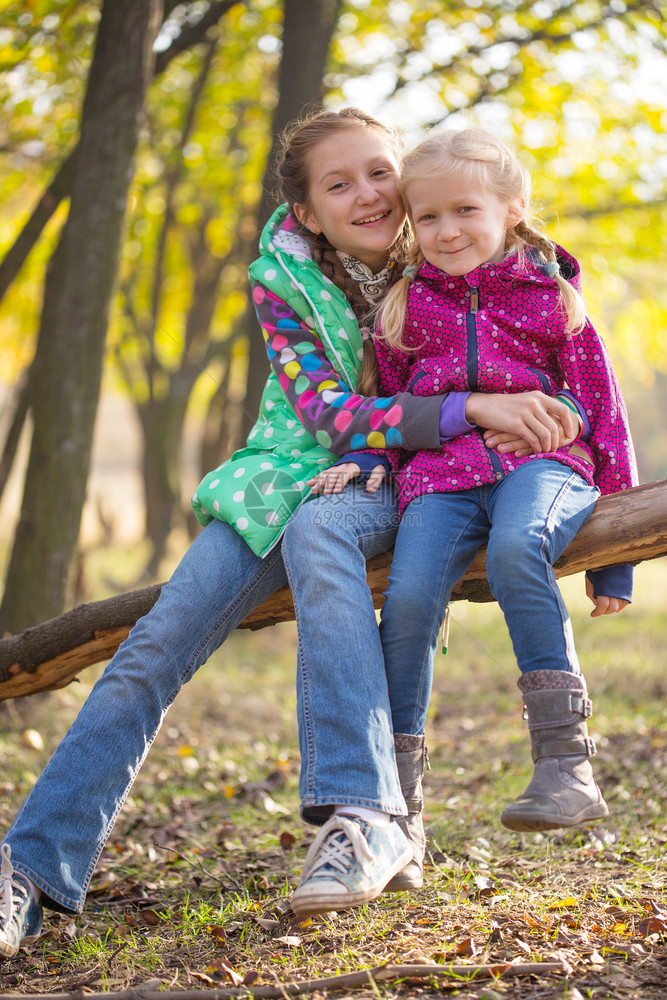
left=191, top=205, right=442, bottom=557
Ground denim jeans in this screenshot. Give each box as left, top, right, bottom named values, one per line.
left=381, top=461, right=600, bottom=736
left=3, top=485, right=401, bottom=913
left=281, top=480, right=407, bottom=825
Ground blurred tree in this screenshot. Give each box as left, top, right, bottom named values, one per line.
left=0, top=0, right=163, bottom=632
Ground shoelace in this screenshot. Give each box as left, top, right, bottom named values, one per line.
left=1, top=843, right=16, bottom=928
left=1, top=844, right=27, bottom=929
left=302, top=816, right=374, bottom=879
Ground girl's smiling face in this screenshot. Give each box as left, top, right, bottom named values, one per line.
left=405, top=173, right=522, bottom=276
left=294, top=127, right=405, bottom=272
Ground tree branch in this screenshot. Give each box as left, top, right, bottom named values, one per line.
left=383, top=0, right=658, bottom=100
left=0, top=959, right=573, bottom=1000
left=0, top=366, right=32, bottom=504
left=1, top=480, right=665, bottom=700
left=154, top=0, right=247, bottom=75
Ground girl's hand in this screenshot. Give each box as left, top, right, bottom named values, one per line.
left=585, top=576, right=629, bottom=617
left=466, top=391, right=578, bottom=455
left=307, top=462, right=387, bottom=495
left=482, top=421, right=576, bottom=457
left=482, top=431, right=534, bottom=457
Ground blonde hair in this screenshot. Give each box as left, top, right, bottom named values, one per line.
left=276, top=107, right=411, bottom=394
left=379, top=128, right=587, bottom=349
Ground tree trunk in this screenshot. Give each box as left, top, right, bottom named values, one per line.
left=240, top=0, right=343, bottom=440
left=0, top=0, right=163, bottom=634
left=1, top=480, right=665, bottom=701
left=140, top=391, right=192, bottom=577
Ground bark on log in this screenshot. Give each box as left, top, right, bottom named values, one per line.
left=1, top=480, right=665, bottom=701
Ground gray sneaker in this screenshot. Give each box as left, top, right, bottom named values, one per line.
left=291, top=815, right=412, bottom=916
left=0, top=844, right=43, bottom=959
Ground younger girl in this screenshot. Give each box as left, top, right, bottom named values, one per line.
left=328, top=128, right=637, bottom=837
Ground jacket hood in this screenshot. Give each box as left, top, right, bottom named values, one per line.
left=258, top=204, right=317, bottom=265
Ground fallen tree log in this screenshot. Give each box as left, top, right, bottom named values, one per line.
left=1, top=480, right=665, bottom=701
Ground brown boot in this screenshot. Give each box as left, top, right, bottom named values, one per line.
left=384, top=734, right=428, bottom=891
left=501, top=670, right=609, bottom=832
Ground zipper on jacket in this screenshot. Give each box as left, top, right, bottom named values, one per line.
left=476, top=427, right=504, bottom=480
left=465, top=286, right=479, bottom=389
left=466, top=286, right=503, bottom=481
left=527, top=366, right=552, bottom=393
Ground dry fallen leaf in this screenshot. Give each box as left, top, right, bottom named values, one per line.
left=257, top=917, right=281, bottom=931
left=638, top=915, right=667, bottom=937
left=22, top=729, right=44, bottom=751
left=280, top=830, right=297, bottom=850
left=456, top=937, right=477, bottom=956
left=209, top=924, right=227, bottom=947
left=192, top=971, right=214, bottom=986
left=204, top=958, right=243, bottom=987
left=547, top=896, right=578, bottom=910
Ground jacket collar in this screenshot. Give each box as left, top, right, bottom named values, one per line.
left=416, top=243, right=580, bottom=287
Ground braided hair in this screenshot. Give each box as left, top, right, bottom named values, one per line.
left=275, top=107, right=411, bottom=394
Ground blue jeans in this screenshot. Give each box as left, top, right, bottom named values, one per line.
left=281, top=481, right=407, bottom=825
left=3, top=483, right=401, bottom=913
left=381, top=461, right=600, bottom=736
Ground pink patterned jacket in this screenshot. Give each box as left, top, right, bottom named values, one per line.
left=374, top=247, right=638, bottom=515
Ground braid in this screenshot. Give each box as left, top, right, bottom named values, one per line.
left=304, top=225, right=414, bottom=395
left=511, top=220, right=587, bottom=334
left=511, top=219, right=557, bottom=264
left=311, top=235, right=370, bottom=325
left=312, top=236, right=381, bottom=394
left=376, top=245, right=424, bottom=350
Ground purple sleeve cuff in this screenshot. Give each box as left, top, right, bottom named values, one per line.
left=558, top=389, right=591, bottom=441
left=439, top=392, right=475, bottom=442
left=586, top=564, right=633, bottom=603
left=333, top=453, right=392, bottom=478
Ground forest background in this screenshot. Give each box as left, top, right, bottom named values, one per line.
left=0, top=0, right=666, bottom=634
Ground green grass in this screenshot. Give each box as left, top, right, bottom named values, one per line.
left=1, top=559, right=666, bottom=996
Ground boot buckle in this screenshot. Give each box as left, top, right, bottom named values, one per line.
left=571, top=695, right=593, bottom=719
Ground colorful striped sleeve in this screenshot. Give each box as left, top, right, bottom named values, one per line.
left=252, top=280, right=444, bottom=455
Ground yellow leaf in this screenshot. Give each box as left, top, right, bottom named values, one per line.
left=548, top=897, right=578, bottom=910
left=22, top=729, right=44, bottom=751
